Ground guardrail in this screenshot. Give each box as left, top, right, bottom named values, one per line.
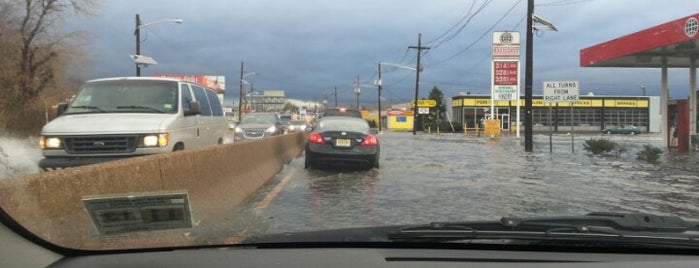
left=0, top=132, right=305, bottom=249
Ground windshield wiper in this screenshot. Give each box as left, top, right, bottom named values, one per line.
left=388, top=212, right=699, bottom=247
left=116, top=105, right=165, bottom=113
left=69, top=105, right=106, bottom=112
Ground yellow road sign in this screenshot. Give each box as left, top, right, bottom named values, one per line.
left=484, top=119, right=501, bottom=136
left=411, top=99, right=437, bottom=107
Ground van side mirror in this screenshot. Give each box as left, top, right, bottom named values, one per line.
left=185, top=101, right=201, bottom=116
left=57, top=103, right=68, bottom=116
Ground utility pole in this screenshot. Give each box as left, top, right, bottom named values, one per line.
left=524, top=0, right=534, bottom=152
left=250, top=82, right=255, bottom=111
left=238, top=61, right=244, bottom=122
left=377, top=62, right=383, bottom=131
left=135, top=14, right=141, bottom=76
left=334, top=86, right=338, bottom=108
left=354, top=75, right=360, bottom=109
left=409, top=33, right=430, bottom=135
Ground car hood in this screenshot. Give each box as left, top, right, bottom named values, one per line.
left=242, top=225, right=402, bottom=244
left=239, top=123, right=275, bottom=129
left=42, top=113, right=176, bottom=135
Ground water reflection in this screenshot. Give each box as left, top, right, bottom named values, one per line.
left=305, top=170, right=381, bottom=228
left=238, top=131, right=699, bottom=236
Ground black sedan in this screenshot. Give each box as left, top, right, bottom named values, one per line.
left=304, top=116, right=379, bottom=170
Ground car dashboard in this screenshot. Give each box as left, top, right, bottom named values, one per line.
left=48, top=244, right=699, bottom=268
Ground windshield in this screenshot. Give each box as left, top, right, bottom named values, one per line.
left=241, top=114, right=277, bottom=125
left=65, top=80, right=179, bottom=114
left=3, top=0, right=699, bottom=256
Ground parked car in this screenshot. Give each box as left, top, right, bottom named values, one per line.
left=602, top=125, right=641, bottom=135
left=305, top=116, right=379, bottom=170
left=38, top=77, right=226, bottom=171
left=234, top=112, right=284, bottom=140
left=286, top=120, right=309, bottom=133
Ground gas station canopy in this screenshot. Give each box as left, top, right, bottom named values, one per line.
left=580, top=13, right=699, bottom=68
left=579, top=13, right=699, bottom=151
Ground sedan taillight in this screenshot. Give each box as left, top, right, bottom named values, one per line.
left=361, top=135, right=378, bottom=146
left=308, top=132, right=325, bottom=144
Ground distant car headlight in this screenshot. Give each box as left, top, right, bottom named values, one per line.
left=40, top=137, right=61, bottom=149
left=266, top=126, right=277, bottom=133
left=235, top=126, right=243, bottom=133
left=143, top=133, right=169, bottom=147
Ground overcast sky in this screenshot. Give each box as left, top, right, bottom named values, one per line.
left=64, top=0, right=699, bottom=106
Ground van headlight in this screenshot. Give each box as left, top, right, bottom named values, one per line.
left=235, top=126, right=243, bottom=133
left=265, top=126, right=277, bottom=133
left=142, top=133, right=169, bottom=147
left=40, top=136, right=62, bottom=149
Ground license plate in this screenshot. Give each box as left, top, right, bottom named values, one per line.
left=335, top=139, right=351, bottom=147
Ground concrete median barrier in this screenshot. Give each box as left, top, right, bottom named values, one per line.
left=0, top=132, right=305, bottom=250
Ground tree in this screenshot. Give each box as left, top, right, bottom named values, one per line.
left=427, top=86, right=446, bottom=120
left=0, top=0, right=96, bottom=134
left=282, top=101, right=300, bottom=114
left=421, top=86, right=446, bottom=131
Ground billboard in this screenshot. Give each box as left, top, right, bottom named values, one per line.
left=153, top=74, right=225, bottom=93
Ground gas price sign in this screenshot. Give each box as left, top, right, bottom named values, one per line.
left=493, top=61, right=519, bottom=100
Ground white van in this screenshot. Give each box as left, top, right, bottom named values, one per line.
left=38, top=77, right=226, bottom=170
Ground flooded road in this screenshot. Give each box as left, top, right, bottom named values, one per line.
left=232, top=131, right=699, bottom=237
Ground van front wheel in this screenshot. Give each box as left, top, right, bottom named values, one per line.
left=173, top=143, right=185, bottom=151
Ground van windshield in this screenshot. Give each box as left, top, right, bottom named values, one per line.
left=65, top=80, right=179, bottom=114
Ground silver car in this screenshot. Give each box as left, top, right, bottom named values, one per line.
left=234, top=112, right=284, bottom=141
left=286, top=120, right=309, bottom=133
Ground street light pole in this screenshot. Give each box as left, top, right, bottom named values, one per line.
left=134, top=14, right=182, bottom=77
left=135, top=14, right=142, bottom=76
left=355, top=75, right=360, bottom=109
left=238, top=61, right=244, bottom=122
left=377, top=62, right=383, bottom=131
left=238, top=62, right=259, bottom=121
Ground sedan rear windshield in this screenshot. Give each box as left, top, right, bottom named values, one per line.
left=317, top=117, right=369, bottom=133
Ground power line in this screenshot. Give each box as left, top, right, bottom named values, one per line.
left=425, top=0, right=479, bottom=44
left=537, top=0, right=593, bottom=7
left=427, top=0, right=494, bottom=50
left=426, top=0, right=523, bottom=68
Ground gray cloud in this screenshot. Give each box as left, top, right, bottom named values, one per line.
left=64, top=0, right=699, bottom=105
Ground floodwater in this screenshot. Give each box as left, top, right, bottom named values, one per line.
left=230, top=131, right=699, bottom=237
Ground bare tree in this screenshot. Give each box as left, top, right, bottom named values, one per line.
left=0, top=0, right=95, bottom=134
